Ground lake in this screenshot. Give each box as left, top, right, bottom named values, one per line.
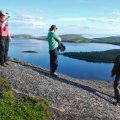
left=9, top=38, right=120, bottom=81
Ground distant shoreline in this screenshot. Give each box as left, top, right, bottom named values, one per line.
left=11, top=34, right=120, bottom=45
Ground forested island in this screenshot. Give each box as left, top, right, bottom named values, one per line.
left=92, top=36, right=120, bottom=45
left=62, top=49, right=120, bottom=63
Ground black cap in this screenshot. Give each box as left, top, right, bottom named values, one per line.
left=49, top=25, right=58, bottom=31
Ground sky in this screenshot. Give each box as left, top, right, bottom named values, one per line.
left=1, top=0, right=120, bottom=37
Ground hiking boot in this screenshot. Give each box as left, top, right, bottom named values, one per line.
left=112, top=101, right=117, bottom=106
left=113, top=101, right=120, bottom=106
left=50, top=71, right=58, bottom=77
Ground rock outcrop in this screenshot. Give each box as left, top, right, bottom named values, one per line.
left=0, top=58, right=119, bottom=120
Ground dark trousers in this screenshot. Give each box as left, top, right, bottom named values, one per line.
left=0, top=36, right=9, bottom=64
left=114, top=75, right=120, bottom=102
left=49, top=48, right=58, bottom=72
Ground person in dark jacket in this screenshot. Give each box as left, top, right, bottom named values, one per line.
left=0, top=10, right=11, bottom=66
left=47, top=25, right=61, bottom=76
left=112, top=55, right=120, bottom=105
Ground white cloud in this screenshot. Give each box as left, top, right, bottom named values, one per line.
left=112, top=11, right=120, bottom=16
left=58, top=18, right=87, bottom=21
left=10, top=14, right=46, bottom=28
left=56, top=23, right=120, bottom=36
left=57, top=17, right=120, bottom=23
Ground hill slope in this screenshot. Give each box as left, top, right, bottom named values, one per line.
left=11, top=34, right=90, bottom=42
left=0, top=58, right=120, bottom=119
left=92, top=36, right=120, bottom=45
left=11, top=34, right=120, bottom=45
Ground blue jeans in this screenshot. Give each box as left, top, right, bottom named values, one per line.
left=114, top=74, right=120, bottom=102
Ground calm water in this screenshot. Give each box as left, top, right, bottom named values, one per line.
left=9, top=38, right=120, bottom=81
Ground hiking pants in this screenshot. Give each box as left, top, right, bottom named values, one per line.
left=49, top=48, right=58, bottom=72
left=114, top=74, right=120, bottom=102
left=0, top=36, right=9, bottom=64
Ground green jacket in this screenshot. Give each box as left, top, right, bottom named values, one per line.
left=47, top=31, right=60, bottom=50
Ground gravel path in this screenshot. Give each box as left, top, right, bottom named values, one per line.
left=0, top=58, right=120, bottom=120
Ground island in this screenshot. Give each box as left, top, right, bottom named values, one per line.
left=11, top=34, right=91, bottom=43
left=11, top=34, right=120, bottom=45
left=62, top=49, right=120, bottom=63
left=92, top=36, right=120, bottom=45
left=22, top=50, right=38, bottom=53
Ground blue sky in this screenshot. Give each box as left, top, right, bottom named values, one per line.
left=1, top=0, right=120, bottom=37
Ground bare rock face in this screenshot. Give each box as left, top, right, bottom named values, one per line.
left=0, top=58, right=120, bottom=120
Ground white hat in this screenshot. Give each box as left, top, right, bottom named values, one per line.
left=0, top=10, right=8, bottom=16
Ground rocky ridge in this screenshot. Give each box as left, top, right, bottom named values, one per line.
left=0, top=58, right=119, bottom=120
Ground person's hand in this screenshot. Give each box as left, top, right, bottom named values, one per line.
left=58, top=36, right=61, bottom=41
left=8, top=37, right=12, bottom=42
left=6, top=16, right=10, bottom=21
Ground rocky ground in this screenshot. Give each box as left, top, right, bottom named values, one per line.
left=0, top=58, right=120, bottom=120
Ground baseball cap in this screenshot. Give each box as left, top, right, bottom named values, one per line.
left=0, top=10, right=8, bottom=16
left=50, top=25, right=58, bottom=30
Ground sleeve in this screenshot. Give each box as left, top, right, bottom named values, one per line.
left=54, top=33, right=61, bottom=41
left=0, top=22, right=3, bottom=32
left=0, top=21, right=2, bottom=28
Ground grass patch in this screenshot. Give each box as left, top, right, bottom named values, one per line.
left=0, top=77, right=52, bottom=120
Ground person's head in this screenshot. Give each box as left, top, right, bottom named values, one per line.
left=0, top=10, right=8, bottom=20
left=49, top=25, right=58, bottom=32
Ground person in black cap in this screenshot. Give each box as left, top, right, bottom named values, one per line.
left=0, top=10, right=12, bottom=66
left=47, top=25, right=61, bottom=76
left=112, top=55, right=120, bottom=105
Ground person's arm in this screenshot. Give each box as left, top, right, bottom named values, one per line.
left=8, top=31, right=12, bottom=42
left=0, top=16, right=10, bottom=29
left=54, top=33, right=61, bottom=41
left=111, top=57, right=119, bottom=77
left=0, top=20, right=6, bottom=28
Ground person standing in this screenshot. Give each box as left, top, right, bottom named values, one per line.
left=47, top=25, right=61, bottom=76
left=112, top=55, right=120, bottom=105
left=0, top=10, right=11, bottom=66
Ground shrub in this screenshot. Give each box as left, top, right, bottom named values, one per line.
left=0, top=77, right=52, bottom=120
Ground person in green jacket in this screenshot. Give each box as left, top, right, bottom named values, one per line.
left=47, top=25, right=61, bottom=76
